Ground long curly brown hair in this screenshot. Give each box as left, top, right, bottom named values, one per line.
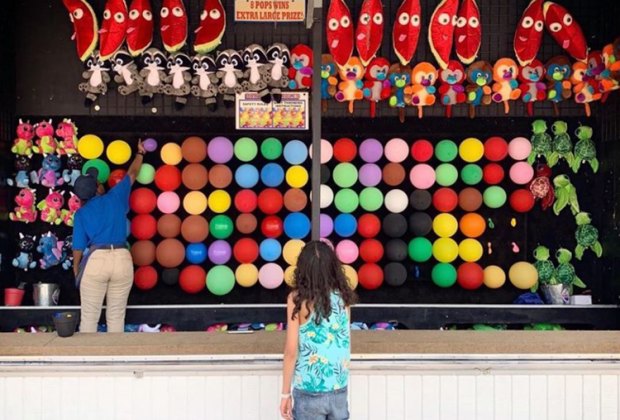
left=291, top=241, right=357, bottom=325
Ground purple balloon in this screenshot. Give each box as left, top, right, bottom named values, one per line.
left=208, top=240, right=232, bottom=264
left=208, top=136, right=234, bottom=163
left=359, top=163, right=382, bottom=187
left=319, top=214, right=334, bottom=238
left=143, top=138, right=158, bottom=152
left=359, top=138, right=383, bottom=163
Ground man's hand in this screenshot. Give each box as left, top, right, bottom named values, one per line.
left=137, top=139, right=146, bottom=155
left=279, top=396, right=292, bottom=419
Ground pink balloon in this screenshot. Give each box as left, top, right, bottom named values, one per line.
left=410, top=164, right=436, bottom=190
left=509, top=162, right=535, bottom=185
left=157, top=192, right=180, bottom=214
left=336, top=240, right=359, bottom=264
left=508, top=137, right=532, bottom=160
left=309, top=140, right=333, bottom=164
left=258, top=263, right=284, bottom=289
left=384, top=138, right=409, bottom=163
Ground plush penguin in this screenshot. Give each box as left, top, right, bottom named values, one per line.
left=191, top=54, right=219, bottom=111
left=216, top=49, right=244, bottom=108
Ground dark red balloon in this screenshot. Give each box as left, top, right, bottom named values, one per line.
left=509, top=189, right=536, bottom=213
left=233, top=238, right=259, bottom=263
left=357, top=214, right=381, bottom=238
left=235, top=189, right=258, bottom=212
left=108, top=169, right=127, bottom=187
left=333, top=138, right=357, bottom=162
left=359, top=239, right=384, bottom=263
left=484, top=136, right=508, bottom=162
left=457, top=262, right=484, bottom=290
left=432, top=188, right=458, bottom=212
left=130, top=188, right=157, bottom=214
left=154, top=165, right=182, bottom=191
left=134, top=266, right=158, bottom=290
left=410, top=139, right=434, bottom=162
left=257, top=189, right=283, bottom=214
left=483, top=163, right=505, bottom=185
left=358, top=263, right=384, bottom=290
left=179, top=265, right=206, bottom=294
left=261, top=215, right=283, bottom=238
left=131, top=214, right=157, bottom=240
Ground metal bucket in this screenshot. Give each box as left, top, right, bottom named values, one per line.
left=32, top=283, right=60, bottom=306
left=540, top=284, right=570, bottom=305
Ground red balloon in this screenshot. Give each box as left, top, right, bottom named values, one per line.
left=233, top=238, right=259, bottom=263
left=432, top=188, right=458, bottom=212
left=108, top=169, right=127, bottom=187
left=257, top=189, right=283, bottom=214
left=509, top=189, right=536, bottom=213
left=359, top=239, right=384, bottom=263
left=235, top=189, right=258, bottom=213
left=483, top=163, right=505, bottom=185
left=261, top=215, right=283, bottom=238
left=154, top=165, right=182, bottom=191
left=131, top=214, right=157, bottom=240
left=457, top=262, right=484, bottom=290
left=130, top=188, right=157, bottom=214
left=333, top=138, right=357, bottom=162
left=358, top=263, right=383, bottom=289
left=134, top=266, right=158, bottom=290
left=179, top=265, right=206, bottom=294
left=358, top=214, right=381, bottom=238
left=484, top=136, right=508, bottom=162
left=410, top=139, right=434, bottom=162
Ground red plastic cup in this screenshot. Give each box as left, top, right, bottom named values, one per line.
left=4, top=288, right=25, bottom=306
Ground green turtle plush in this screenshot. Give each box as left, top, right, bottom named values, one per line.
left=575, top=212, right=603, bottom=260
left=533, top=246, right=556, bottom=286
left=571, top=125, right=599, bottom=173
left=547, top=121, right=574, bottom=168
left=555, top=248, right=586, bottom=289
left=552, top=174, right=580, bottom=216
left=528, top=119, right=553, bottom=165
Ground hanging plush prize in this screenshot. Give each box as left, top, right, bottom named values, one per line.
left=61, top=236, right=74, bottom=270
left=587, top=51, right=619, bottom=102
left=543, top=1, right=588, bottom=62
left=321, top=54, right=339, bottom=111
left=56, top=119, right=79, bottom=156
left=62, top=0, right=99, bottom=62
left=574, top=212, right=602, bottom=260
left=288, top=44, right=313, bottom=90
left=570, top=61, right=601, bottom=117
left=264, top=43, right=290, bottom=103
left=438, top=60, right=466, bottom=118
left=572, top=125, right=598, bottom=173
left=138, top=47, right=167, bottom=103
left=491, top=58, right=521, bottom=114
left=454, top=0, right=481, bottom=65
left=11, top=119, right=34, bottom=157
left=465, top=60, right=492, bottom=118
left=216, top=49, right=244, bottom=108
left=194, top=0, right=226, bottom=54
left=78, top=52, right=111, bottom=107
left=191, top=54, right=219, bottom=111
left=127, top=0, right=153, bottom=57
left=552, top=174, right=579, bottom=216
left=528, top=119, right=553, bottom=165
left=334, top=57, right=365, bottom=114
left=62, top=193, right=82, bottom=227
left=428, top=0, right=458, bottom=70
left=326, top=0, right=354, bottom=68
left=9, top=188, right=38, bottom=224
left=37, top=232, right=64, bottom=270
left=112, top=49, right=143, bottom=96
left=32, top=120, right=59, bottom=156
left=163, top=52, right=192, bottom=109
left=63, top=154, right=84, bottom=186
left=38, top=190, right=65, bottom=225
left=388, top=63, right=411, bottom=122
left=548, top=120, right=574, bottom=168
left=362, top=57, right=391, bottom=118
left=514, top=0, right=544, bottom=67
left=406, top=62, right=438, bottom=118
left=602, top=38, right=620, bottom=81
left=6, top=156, right=33, bottom=189
left=34, top=155, right=65, bottom=188
left=160, top=0, right=187, bottom=53
left=99, top=0, right=128, bottom=61
left=12, top=233, right=37, bottom=272
left=545, top=55, right=572, bottom=116
left=356, top=0, right=384, bottom=67
left=518, top=59, right=546, bottom=116
left=529, top=164, right=554, bottom=211
left=392, top=0, right=421, bottom=66
left=241, top=44, right=269, bottom=102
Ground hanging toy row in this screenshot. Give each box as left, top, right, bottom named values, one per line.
left=12, top=232, right=73, bottom=272
left=9, top=188, right=82, bottom=227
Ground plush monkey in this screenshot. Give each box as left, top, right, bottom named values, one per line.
left=465, top=60, right=493, bottom=118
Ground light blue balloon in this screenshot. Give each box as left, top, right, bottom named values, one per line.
left=235, top=164, right=259, bottom=188
left=259, top=238, right=282, bottom=262
left=283, top=140, right=308, bottom=164
left=260, top=163, right=285, bottom=187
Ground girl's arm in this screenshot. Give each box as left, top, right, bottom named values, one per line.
left=280, top=293, right=299, bottom=419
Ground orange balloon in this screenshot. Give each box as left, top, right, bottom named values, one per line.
left=459, top=213, right=486, bottom=238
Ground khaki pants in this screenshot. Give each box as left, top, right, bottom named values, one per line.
left=79, top=249, right=134, bottom=333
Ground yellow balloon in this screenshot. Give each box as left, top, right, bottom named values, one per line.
left=483, top=265, right=506, bottom=289
left=183, top=191, right=207, bottom=215
left=459, top=137, right=484, bottom=163
left=284, top=266, right=297, bottom=286
left=208, top=190, right=231, bottom=213
left=283, top=240, right=305, bottom=266
left=106, top=140, right=132, bottom=165
left=161, top=143, right=183, bottom=165
left=342, top=264, right=358, bottom=289
left=433, top=213, right=458, bottom=237
left=78, top=134, right=104, bottom=159
left=459, top=238, right=483, bottom=262
left=433, top=238, right=459, bottom=263
left=509, top=262, right=539, bottom=290
left=236, top=264, right=258, bottom=287
left=286, top=165, right=309, bottom=188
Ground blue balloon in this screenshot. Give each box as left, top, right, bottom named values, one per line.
left=235, top=164, right=259, bottom=188
left=283, top=140, right=308, bottom=164
left=186, top=243, right=208, bottom=264
left=259, top=238, right=282, bottom=262
left=260, top=163, right=285, bottom=187
left=283, top=212, right=311, bottom=239
left=334, top=213, right=357, bottom=238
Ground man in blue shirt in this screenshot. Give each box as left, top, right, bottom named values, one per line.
left=73, top=140, right=147, bottom=333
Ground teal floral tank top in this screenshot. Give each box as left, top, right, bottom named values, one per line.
left=294, top=292, right=350, bottom=392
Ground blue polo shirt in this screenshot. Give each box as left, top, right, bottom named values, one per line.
left=72, top=175, right=131, bottom=251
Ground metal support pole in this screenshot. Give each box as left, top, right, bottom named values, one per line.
left=310, top=0, right=323, bottom=240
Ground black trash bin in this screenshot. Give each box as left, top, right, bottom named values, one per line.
left=53, top=312, right=78, bottom=337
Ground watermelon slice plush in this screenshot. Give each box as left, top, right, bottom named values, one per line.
left=160, top=0, right=188, bottom=52
left=62, top=0, right=99, bottom=62
left=355, top=0, right=384, bottom=67
left=99, top=0, right=129, bottom=60
left=326, top=0, right=354, bottom=68
left=543, top=1, right=588, bottom=62
left=392, top=0, right=421, bottom=66
left=193, top=0, right=226, bottom=54
left=454, top=0, right=481, bottom=65
left=428, top=0, right=459, bottom=70
left=514, top=0, right=544, bottom=66
left=127, top=0, right=154, bottom=57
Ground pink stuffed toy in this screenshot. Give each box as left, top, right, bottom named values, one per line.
left=37, top=189, right=65, bottom=225
left=518, top=59, right=547, bottom=116
left=62, top=192, right=82, bottom=227
left=438, top=60, right=466, bottom=117
left=56, top=119, right=79, bottom=156
left=9, top=188, right=38, bottom=223
left=11, top=119, right=35, bottom=157
left=32, top=119, right=58, bottom=156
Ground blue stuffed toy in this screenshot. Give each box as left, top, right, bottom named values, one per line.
left=61, top=235, right=73, bottom=270
left=33, top=154, right=64, bottom=188
left=12, top=233, right=37, bottom=271
left=7, top=155, right=35, bottom=188
left=37, top=231, right=63, bottom=270
left=62, top=154, right=83, bottom=187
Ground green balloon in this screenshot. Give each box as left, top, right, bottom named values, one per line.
left=334, top=189, right=359, bottom=213
left=261, top=137, right=282, bottom=160
left=408, top=237, right=433, bottom=262
left=435, top=163, right=458, bottom=186
left=333, top=163, right=358, bottom=188
left=82, top=159, right=111, bottom=183
left=359, top=187, right=384, bottom=211
left=461, top=164, right=483, bottom=186
left=207, top=265, right=235, bottom=296
left=483, top=186, right=507, bottom=208
left=435, top=140, right=458, bottom=162
left=432, top=263, right=457, bottom=288
left=210, top=215, right=234, bottom=239
left=234, top=137, right=258, bottom=162
left=136, top=163, right=155, bottom=185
